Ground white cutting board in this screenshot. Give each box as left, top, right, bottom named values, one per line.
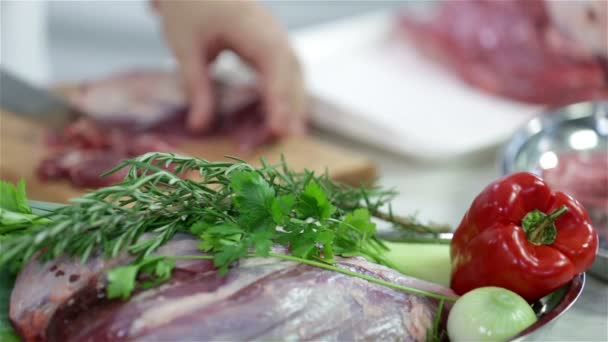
left=291, top=10, right=543, bottom=161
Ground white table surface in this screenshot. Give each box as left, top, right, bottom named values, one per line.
left=317, top=130, right=608, bottom=342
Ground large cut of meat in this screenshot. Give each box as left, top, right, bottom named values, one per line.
left=38, top=71, right=273, bottom=188
left=396, top=0, right=608, bottom=105
left=10, top=235, right=456, bottom=341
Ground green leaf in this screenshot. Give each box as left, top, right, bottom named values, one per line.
left=0, top=331, right=19, bottom=342
left=0, top=209, right=50, bottom=233
left=290, top=232, right=317, bottom=259
left=207, top=224, right=244, bottom=235
left=0, top=180, right=49, bottom=238
left=316, top=230, right=336, bottom=263
left=214, top=244, right=245, bottom=275
left=15, top=180, right=30, bottom=214
left=0, top=179, right=31, bottom=214
left=196, top=222, right=244, bottom=252
left=296, top=182, right=335, bottom=220
left=271, top=194, right=295, bottom=225
left=341, top=208, right=376, bottom=236
left=190, top=221, right=212, bottom=235
left=230, top=171, right=275, bottom=229
left=251, top=230, right=274, bottom=257
left=106, top=256, right=175, bottom=299
left=155, top=258, right=175, bottom=279
left=198, top=236, right=217, bottom=253
left=140, top=258, right=175, bottom=290
left=106, top=265, right=139, bottom=300
left=0, top=267, right=18, bottom=342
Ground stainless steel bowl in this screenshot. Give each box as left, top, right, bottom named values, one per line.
left=513, top=273, right=585, bottom=341
left=501, top=100, right=608, bottom=282
left=380, top=233, right=587, bottom=341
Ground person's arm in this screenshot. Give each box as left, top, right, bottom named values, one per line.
left=154, top=0, right=308, bottom=136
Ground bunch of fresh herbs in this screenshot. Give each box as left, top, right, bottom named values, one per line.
left=0, top=153, right=454, bottom=341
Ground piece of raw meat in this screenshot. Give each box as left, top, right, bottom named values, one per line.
left=10, top=235, right=456, bottom=342
left=37, top=70, right=274, bottom=189
left=396, top=0, right=608, bottom=105
left=542, top=152, right=608, bottom=242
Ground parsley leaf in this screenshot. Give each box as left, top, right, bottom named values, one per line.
left=296, top=181, right=335, bottom=220
left=271, top=194, right=295, bottom=225
left=341, top=208, right=376, bottom=240
left=0, top=267, right=18, bottom=342
left=335, top=208, right=376, bottom=256
left=250, top=229, right=274, bottom=257
left=140, top=258, right=175, bottom=290
left=214, top=244, right=246, bottom=275
left=193, top=222, right=244, bottom=252
left=106, top=256, right=175, bottom=299
left=230, top=171, right=275, bottom=229
left=0, top=179, right=31, bottom=214
left=0, top=180, right=49, bottom=233
left=316, top=230, right=336, bottom=263
left=290, top=232, right=317, bottom=259
left=106, top=265, right=139, bottom=300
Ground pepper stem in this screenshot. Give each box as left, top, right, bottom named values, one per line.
left=547, top=206, right=569, bottom=222
left=523, top=205, right=568, bottom=245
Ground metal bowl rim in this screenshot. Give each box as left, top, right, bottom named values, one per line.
left=500, top=100, right=607, bottom=176
left=511, top=273, right=586, bottom=341
left=499, top=100, right=608, bottom=256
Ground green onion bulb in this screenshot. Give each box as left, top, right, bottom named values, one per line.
left=447, top=287, right=538, bottom=342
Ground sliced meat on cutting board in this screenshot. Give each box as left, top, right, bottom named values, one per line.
left=0, top=107, right=376, bottom=203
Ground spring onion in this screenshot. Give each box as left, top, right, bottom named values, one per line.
left=383, top=242, right=451, bottom=286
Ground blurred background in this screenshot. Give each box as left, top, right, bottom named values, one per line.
left=2, top=1, right=402, bottom=83
left=1, top=0, right=606, bottom=228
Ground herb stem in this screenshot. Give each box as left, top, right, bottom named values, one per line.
left=168, top=255, right=214, bottom=260
left=379, top=236, right=452, bottom=244
left=373, top=210, right=452, bottom=234
left=268, top=252, right=457, bottom=302
left=433, top=299, right=445, bottom=339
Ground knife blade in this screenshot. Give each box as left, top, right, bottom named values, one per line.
left=0, top=68, right=81, bottom=130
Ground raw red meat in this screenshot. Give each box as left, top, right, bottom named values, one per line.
left=37, top=151, right=128, bottom=188
left=38, top=71, right=273, bottom=189
left=542, top=152, right=608, bottom=240
left=10, top=235, right=456, bottom=342
left=396, top=0, right=608, bottom=105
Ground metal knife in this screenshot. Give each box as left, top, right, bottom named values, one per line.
left=0, top=68, right=81, bottom=130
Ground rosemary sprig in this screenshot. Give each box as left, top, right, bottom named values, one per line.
left=0, top=152, right=441, bottom=269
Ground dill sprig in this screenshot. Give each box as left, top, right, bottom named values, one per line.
left=0, top=152, right=442, bottom=269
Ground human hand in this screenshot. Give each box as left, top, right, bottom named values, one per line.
left=155, top=0, right=308, bottom=136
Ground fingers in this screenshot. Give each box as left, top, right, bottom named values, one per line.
left=286, top=60, right=309, bottom=135
left=174, top=46, right=214, bottom=133
left=252, top=46, right=309, bottom=137
left=225, top=10, right=309, bottom=137
left=159, top=0, right=308, bottom=137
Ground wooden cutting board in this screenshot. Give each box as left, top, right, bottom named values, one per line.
left=0, top=106, right=376, bottom=203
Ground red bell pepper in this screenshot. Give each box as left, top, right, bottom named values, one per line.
left=451, top=172, right=598, bottom=302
